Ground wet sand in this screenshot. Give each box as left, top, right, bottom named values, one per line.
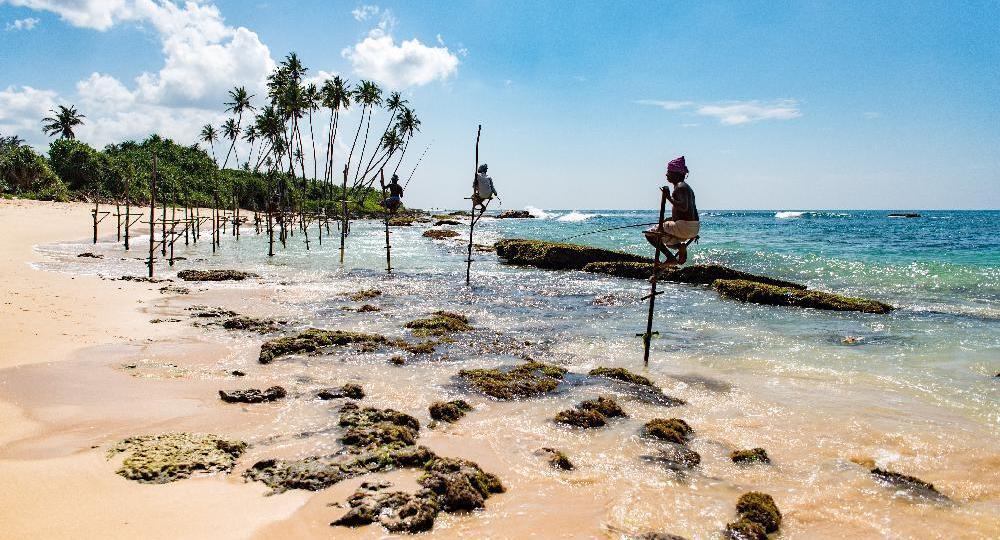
left=1, top=199, right=997, bottom=539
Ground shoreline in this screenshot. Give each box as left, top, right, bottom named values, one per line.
left=1, top=199, right=997, bottom=539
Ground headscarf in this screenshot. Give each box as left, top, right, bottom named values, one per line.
left=478, top=164, right=488, bottom=173
left=667, top=156, right=688, bottom=174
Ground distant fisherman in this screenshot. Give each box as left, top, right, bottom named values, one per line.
left=644, top=155, right=699, bottom=265
left=381, top=173, right=404, bottom=213
left=472, top=163, right=498, bottom=212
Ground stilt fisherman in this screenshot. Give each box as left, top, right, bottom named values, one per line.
left=643, top=155, right=699, bottom=265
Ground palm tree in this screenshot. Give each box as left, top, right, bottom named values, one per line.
left=321, top=76, right=351, bottom=184
left=360, top=91, right=406, bottom=180
left=304, top=83, right=321, bottom=181
left=222, top=86, right=254, bottom=169
left=200, top=124, right=219, bottom=165
left=221, top=118, right=240, bottom=169
left=349, top=80, right=383, bottom=186
left=243, top=125, right=259, bottom=169
left=392, top=107, right=421, bottom=174
left=42, top=105, right=86, bottom=139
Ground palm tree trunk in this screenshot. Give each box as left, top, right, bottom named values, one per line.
left=345, top=106, right=368, bottom=185
left=392, top=139, right=411, bottom=175
left=308, top=109, right=318, bottom=181
left=352, top=111, right=374, bottom=185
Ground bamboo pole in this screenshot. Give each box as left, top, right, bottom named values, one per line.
left=466, top=124, right=482, bottom=286
left=381, top=169, right=392, bottom=274
left=124, top=186, right=130, bottom=251
left=641, top=186, right=670, bottom=366
left=148, top=154, right=157, bottom=278
left=340, top=164, right=348, bottom=264
left=115, top=202, right=121, bottom=242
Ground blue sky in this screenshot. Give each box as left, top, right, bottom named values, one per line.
left=1, top=1, right=998, bottom=209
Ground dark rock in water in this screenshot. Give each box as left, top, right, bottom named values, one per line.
left=888, top=213, right=921, bottom=218
left=731, top=447, right=770, bottom=465
left=118, top=275, right=171, bottom=283
left=339, top=403, right=420, bottom=432
left=714, top=279, right=894, bottom=314
left=643, top=418, right=692, bottom=444
left=589, top=366, right=654, bottom=386
left=498, top=210, right=534, bottom=219
left=388, top=216, right=414, bottom=226
left=735, top=491, right=782, bottom=533
left=158, top=285, right=190, bottom=295
left=405, top=311, right=471, bottom=336
left=642, top=444, right=701, bottom=471
left=108, top=432, right=247, bottom=483
left=342, top=422, right=417, bottom=448
left=418, top=456, right=505, bottom=511
left=176, top=269, right=258, bottom=281
left=434, top=219, right=462, bottom=226
left=317, top=383, right=365, bottom=400
left=77, top=252, right=103, bottom=258
left=187, top=305, right=239, bottom=318
left=537, top=447, right=574, bottom=470
left=584, top=262, right=807, bottom=289
left=870, top=467, right=946, bottom=499
left=258, top=328, right=387, bottom=363
left=473, top=243, right=495, bottom=253
left=459, top=360, right=567, bottom=399
left=423, top=228, right=461, bottom=239
left=347, top=288, right=381, bottom=301
left=395, top=339, right=437, bottom=354
left=724, top=518, right=768, bottom=540
left=230, top=370, right=246, bottom=377
left=355, top=304, right=381, bottom=312
left=429, top=400, right=473, bottom=422
left=332, top=482, right=438, bottom=533
left=637, top=532, right=690, bottom=540
left=578, top=396, right=627, bottom=418
left=218, top=385, right=286, bottom=403
left=222, top=316, right=282, bottom=333
left=390, top=355, right=406, bottom=365
left=554, top=408, right=607, bottom=428
left=149, top=318, right=181, bottom=324
left=495, top=239, right=650, bottom=270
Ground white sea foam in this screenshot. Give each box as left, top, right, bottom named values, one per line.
left=524, top=206, right=554, bottom=219
left=556, top=211, right=597, bottom=222
left=775, top=211, right=805, bottom=219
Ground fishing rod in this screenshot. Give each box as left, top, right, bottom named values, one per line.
left=403, top=141, right=433, bottom=189
left=558, top=220, right=661, bottom=242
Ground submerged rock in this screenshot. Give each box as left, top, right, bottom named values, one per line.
left=332, top=482, right=439, bottom=533
left=734, top=491, right=782, bottom=533
left=538, top=447, right=574, bottom=470
left=731, top=447, right=770, bottom=465
left=870, top=467, right=946, bottom=499
left=714, top=279, right=894, bottom=314
left=584, top=262, right=807, bottom=289
left=578, top=396, right=627, bottom=418
left=429, top=400, right=473, bottom=422
left=418, top=456, right=505, bottom=511
left=77, top=252, right=103, bottom=258
left=395, top=339, right=437, bottom=354
left=176, top=269, right=258, bottom=281
left=317, top=383, right=365, bottom=400
left=187, top=305, right=239, bottom=318
left=218, top=385, right=287, bottom=403
left=388, top=216, right=414, bottom=227
left=495, top=238, right=650, bottom=270
left=434, top=219, right=462, bottom=226
left=724, top=518, right=768, bottom=540
left=641, top=444, right=701, bottom=471
left=498, top=210, right=534, bottom=219
left=589, top=366, right=654, bottom=386
left=108, top=432, right=247, bottom=483
left=459, top=360, right=567, bottom=399
left=222, top=316, right=283, bottom=333
left=159, top=285, right=190, bottom=295
left=404, top=311, right=471, bottom=336
left=643, top=418, right=692, bottom=444
left=347, top=288, right=381, bottom=301
left=637, top=533, right=690, bottom=540
left=554, top=408, right=607, bottom=428
left=423, top=229, right=461, bottom=239
left=258, top=328, right=387, bottom=363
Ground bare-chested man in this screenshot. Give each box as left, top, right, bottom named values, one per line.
left=643, top=155, right=699, bottom=265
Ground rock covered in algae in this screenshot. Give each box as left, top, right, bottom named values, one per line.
left=347, top=288, right=381, bottom=301
left=578, top=396, right=627, bottom=418
left=218, top=385, right=287, bottom=403
left=434, top=219, right=462, bottom=226
left=423, top=228, right=461, bottom=239
left=870, top=467, right=946, bottom=499
left=724, top=518, right=768, bottom=540
left=589, top=366, right=654, bottom=386
left=734, top=491, right=782, bottom=533
left=395, top=339, right=437, bottom=354
left=641, top=444, right=702, bottom=471
left=429, top=400, right=473, bottom=422
left=714, top=279, right=894, bottom=314
left=731, top=447, right=771, bottom=465
left=317, top=383, right=365, bottom=400
left=498, top=210, right=534, bottom=218
left=458, top=360, right=567, bottom=399
left=583, top=262, right=807, bottom=289
left=418, top=456, right=505, bottom=511
left=494, top=238, right=651, bottom=270
left=77, top=252, right=103, bottom=258
left=221, top=316, right=283, bottom=333
left=108, top=432, right=247, bottom=483
left=643, top=418, right=692, bottom=444
left=176, top=269, right=258, bottom=281
left=404, top=311, right=471, bottom=336
left=258, top=328, right=387, bottom=363
left=388, top=216, right=414, bottom=226
left=332, top=482, right=439, bottom=533
left=538, top=447, right=574, bottom=470
left=554, top=407, right=607, bottom=428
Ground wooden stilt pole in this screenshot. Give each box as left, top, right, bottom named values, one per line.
left=340, top=164, right=348, bottom=264
left=92, top=200, right=99, bottom=244
left=381, top=169, right=391, bottom=274
left=148, top=154, right=157, bottom=278
left=124, top=187, right=131, bottom=251
left=169, top=202, right=176, bottom=266
left=267, top=202, right=274, bottom=257
left=212, top=189, right=218, bottom=253
left=116, top=202, right=121, bottom=241
left=160, top=192, right=167, bottom=257
left=466, top=124, right=482, bottom=286
left=640, top=186, right=670, bottom=366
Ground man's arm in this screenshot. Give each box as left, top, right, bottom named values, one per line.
left=668, top=184, right=690, bottom=212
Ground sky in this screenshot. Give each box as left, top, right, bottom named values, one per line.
left=1, top=0, right=998, bottom=210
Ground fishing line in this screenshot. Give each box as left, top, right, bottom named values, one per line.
left=557, top=220, right=662, bottom=242
left=403, top=141, right=433, bottom=189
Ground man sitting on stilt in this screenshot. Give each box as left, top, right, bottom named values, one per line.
left=381, top=173, right=404, bottom=213
left=643, top=155, right=699, bottom=270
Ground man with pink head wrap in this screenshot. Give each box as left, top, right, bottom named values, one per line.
left=644, top=155, right=699, bottom=265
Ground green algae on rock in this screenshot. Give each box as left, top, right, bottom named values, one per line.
left=870, top=467, right=946, bottom=499
left=724, top=518, right=768, bottom=540
left=458, top=360, right=567, bottom=399
left=347, top=288, right=381, bottom=301
left=643, top=418, right=692, bottom=444
left=423, top=228, right=461, bottom=239
left=258, top=328, right=387, bottom=363
left=731, top=447, right=771, bottom=465
left=495, top=238, right=651, bottom=270
left=317, top=383, right=365, bottom=400
left=583, top=262, right=806, bottom=289
left=434, top=219, right=462, bottom=226
left=218, top=385, right=287, bottom=403
left=714, top=279, right=894, bottom=314
left=735, top=491, right=782, bottom=533
left=538, top=447, right=574, bottom=470
left=554, top=407, right=607, bottom=428
left=578, top=396, right=627, bottom=418
left=332, top=482, right=438, bottom=533
left=404, top=311, right=471, bottom=336
left=641, top=443, right=701, bottom=471
left=589, top=366, right=654, bottom=386
left=221, top=316, right=283, bottom=333
left=418, top=456, right=505, bottom=511
left=108, top=432, right=247, bottom=483
left=176, top=269, right=258, bottom=281
left=429, top=400, right=473, bottom=422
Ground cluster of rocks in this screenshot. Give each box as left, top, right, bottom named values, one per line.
left=459, top=360, right=567, bottom=399
left=317, top=383, right=365, bottom=400
left=176, top=269, right=258, bottom=281
left=218, top=385, right=287, bottom=403
left=725, top=492, right=782, bottom=540
left=429, top=400, right=472, bottom=422
left=404, top=311, right=471, bottom=336
left=347, top=288, right=381, bottom=301
left=714, top=279, right=894, bottom=314
left=422, top=229, right=461, bottom=239
left=108, top=433, right=247, bottom=484
left=497, top=210, right=534, bottom=219
left=554, top=396, right=626, bottom=428
left=258, top=328, right=387, bottom=363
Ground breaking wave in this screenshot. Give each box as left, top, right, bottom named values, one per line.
left=557, top=211, right=597, bottom=222
left=775, top=211, right=851, bottom=219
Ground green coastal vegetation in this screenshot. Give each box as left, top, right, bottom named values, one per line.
left=0, top=52, right=420, bottom=217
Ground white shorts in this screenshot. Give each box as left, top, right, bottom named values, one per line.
left=645, top=220, right=700, bottom=247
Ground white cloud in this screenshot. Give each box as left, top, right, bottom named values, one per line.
left=639, top=99, right=801, bottom=125
left=5, top=16, right=40, bottom=30
left=351, top=4, right=379, bottom=21
left=342, top=27, right=459, bottom=88
left=0, top=85, right=58, bottom=139
left=4, top=0, right=131, bottom=31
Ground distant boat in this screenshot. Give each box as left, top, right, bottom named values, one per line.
left=887, top=213, right=921, bottom=218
